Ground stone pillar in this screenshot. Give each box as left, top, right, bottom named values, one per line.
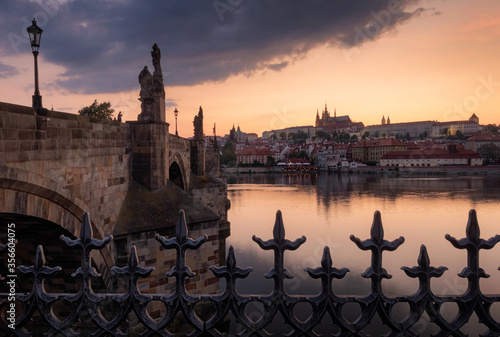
left=190, top=107, right=205, bottom=176
left=129, top=121, right=169, bottom=191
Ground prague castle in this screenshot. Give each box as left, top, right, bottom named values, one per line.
left=315, top=104, right=364, bottom=133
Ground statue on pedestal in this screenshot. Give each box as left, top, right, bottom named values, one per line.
left=138, top=44, right=166, bottom=122
left=193, top=106, right=204, bottom=140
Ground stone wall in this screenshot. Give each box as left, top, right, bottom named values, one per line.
left=113, top=221, right=221, bottom=319
left=0, top=103, right=131, bottom=238
left=129, top=121, right=168, bottom=192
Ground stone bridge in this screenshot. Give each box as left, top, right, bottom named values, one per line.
left=0, top=101, right=229, bottom=296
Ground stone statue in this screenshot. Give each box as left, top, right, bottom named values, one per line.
left=193, top=106, right=204, bottom=140
left=117, top=111, right=122, bottom=122
left=138, top=44, right=166, bottom=122
left=138, top=66, right=153, bottom=98
left=151, top=43, right=162, bottom=76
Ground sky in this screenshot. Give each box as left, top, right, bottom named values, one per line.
left=0, top=0, right=499, bottom=138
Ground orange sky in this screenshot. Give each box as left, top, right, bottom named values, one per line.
left=1, top=1, right=500, bottom=138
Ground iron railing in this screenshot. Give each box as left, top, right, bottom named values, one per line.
left=1, top=209, right=500, bottom=336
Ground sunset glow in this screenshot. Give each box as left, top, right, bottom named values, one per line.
left=1, top=1, right=499, bottom=137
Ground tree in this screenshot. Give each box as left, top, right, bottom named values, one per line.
left=316, top=130, right=331, bottom=140
left=266, top=155, right=276, bottom=167
left=484, top=124, right=499, bottom=133
left=288, top=150, right=309, bottom=160
left=374, top=131, right=380, bottom=138
left=361, top=131, right=370, bottom=139
left=477, top=143, right=500, bottom=164
left=279, top=132, right=287, bottom=140
left=220, top=141, right=236, bottom=166
left=78, top=100, right=115, bottom=120
left=455, top=130, right=465, bottom=140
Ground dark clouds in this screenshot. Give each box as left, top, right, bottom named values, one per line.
left=0, top=0, right=431, bottom=94
left=0, top=62, right=18, bottom=78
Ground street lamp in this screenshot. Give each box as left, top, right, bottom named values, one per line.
left=27, top=18, right=43, bottom=111
left=174, top=108, right=179, bottom=136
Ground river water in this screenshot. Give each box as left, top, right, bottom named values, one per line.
left=224, top=173, right=500, bottom=333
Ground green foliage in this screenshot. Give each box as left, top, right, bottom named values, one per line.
left=266, top=155, right=276, bottom=167
left=455, top=130, right=465, bottom=140
left=220, top=141, right=236, bottom=166
left=78, top=99, right=114, bottom=120
left=289, top=150, right=309, bottom=160
left=316, top=130, right=331, bottom=140
left=484, top=124, right=499, bottom=133
left=279, top=132, right=287, bottom=140
left=288, top=131, right=308, bottom=144
left=361, top=131, right=370, bottom=139
left=477, top=143, right=500, bottom=164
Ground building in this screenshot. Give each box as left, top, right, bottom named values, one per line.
left=380, top=145, right=483, bottom=167
left=261, top=125, right=317, bottom=139
left=315, top=104, right=364, bottom=133
left=229, top=124, right=258, bottom=142
left=352, top=138, right=408, bottom=163
left=363, top=120, right=437, bottom=139
left=363, top=114, right=481, bottom=139
left=465, top=132, right=500, bottom=151
left=440, top=114, right=481, bottom=136
left=236, top=147, right=274, bottom=165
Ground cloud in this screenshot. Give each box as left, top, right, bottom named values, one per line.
left=0, top=0, right=432, bottom=94
left=0, top=62, right=19, bottom=78
left=165, top=99, right=178, bottom=108
left=267, top=61, right=289, bottom=72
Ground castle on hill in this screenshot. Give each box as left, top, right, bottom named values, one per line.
left=315, top=104, right=364, bottom=133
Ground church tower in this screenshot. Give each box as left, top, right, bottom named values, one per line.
left=381, top=115, right=386, bottom=125
left=387, top=115, right=391, bottom=125
left=315, top=109, right=320, bottom=127
left=322, top=103, right=330, bottom=120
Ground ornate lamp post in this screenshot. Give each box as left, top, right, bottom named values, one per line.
left=27, top=18, right=43, bottom=111
left=174, top=108, right=179, bottom=136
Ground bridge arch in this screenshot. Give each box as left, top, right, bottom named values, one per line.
left=0, top=166, right=114, bottom=281
left=169, top=153, right=189, bottom=190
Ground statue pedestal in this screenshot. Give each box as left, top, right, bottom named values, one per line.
left=138, top=97, right=155, bottom=122
left=138, top=96, right=165, bottom=123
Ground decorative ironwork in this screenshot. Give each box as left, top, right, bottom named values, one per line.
left=1, top=209, right=499, bottom=335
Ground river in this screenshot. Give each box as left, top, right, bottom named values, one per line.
left=224, top=173, right=500, bottom=333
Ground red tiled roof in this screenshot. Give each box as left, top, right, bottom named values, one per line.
left=382, top=148, right=481, bottom=160
left=467, top=133, right=500, bottom=142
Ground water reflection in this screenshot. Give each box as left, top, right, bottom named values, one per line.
left=226, top=173, right=500, bottom=297
left=225, top=173, right=500, bottom=334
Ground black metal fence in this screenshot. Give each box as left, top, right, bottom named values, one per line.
left=1, top=209, right=499, bottom=336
